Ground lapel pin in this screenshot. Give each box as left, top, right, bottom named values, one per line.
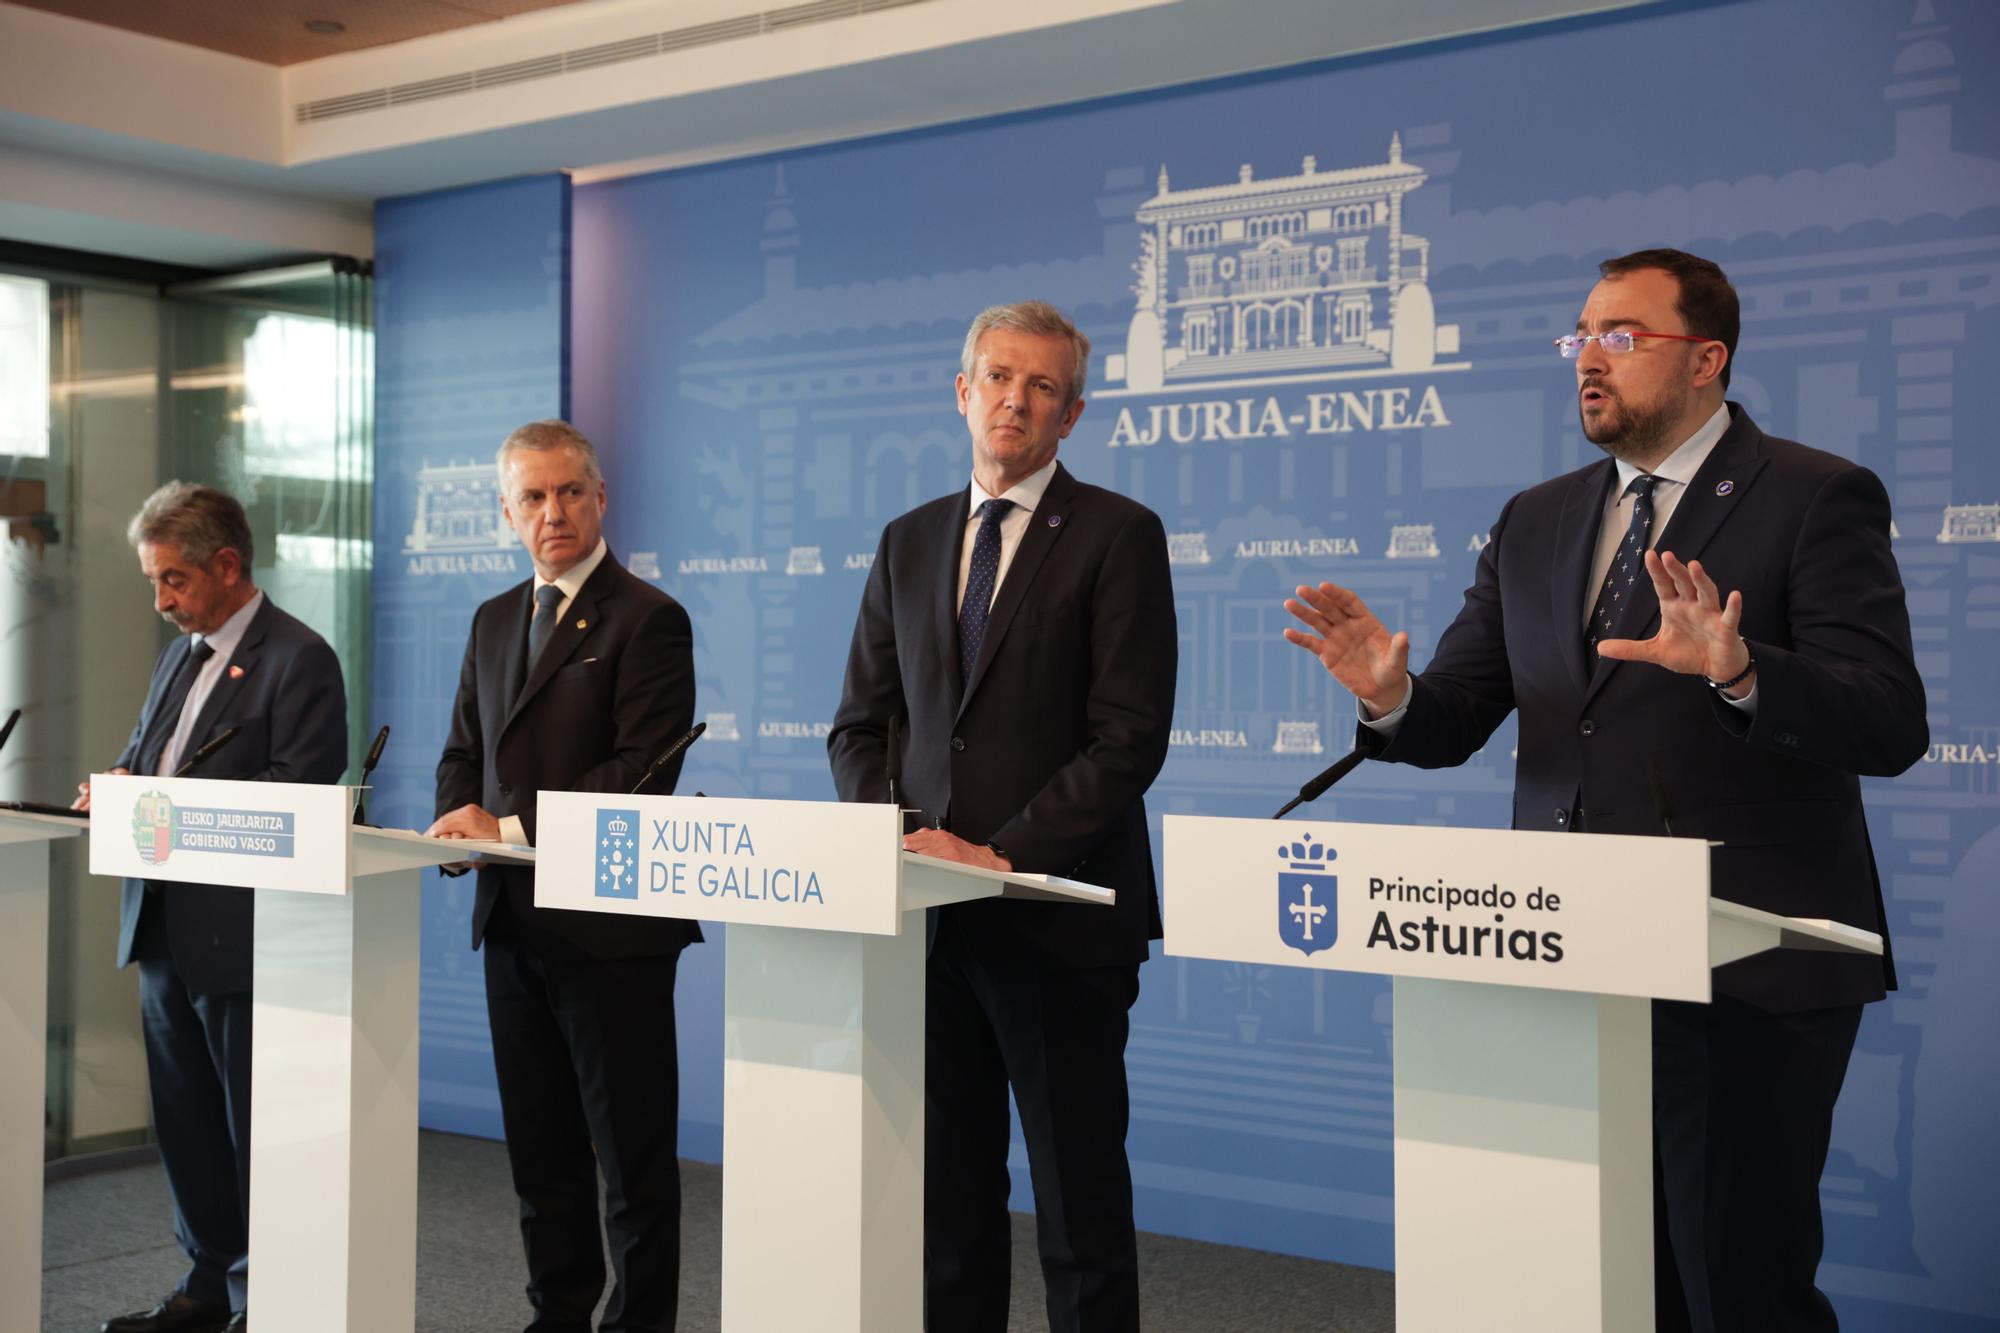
left=1047, top=514, right=1062, bottom=528
left=1715, top=480, right=1734, bottom=496
left=576, top=619, right=588, bottom=630
left=228, top=665, right=245, bottom=679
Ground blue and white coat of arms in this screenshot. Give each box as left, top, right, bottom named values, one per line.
left=1278, top=834, right=1336, bottom=956
left=596, top=808, right=640, bottom=899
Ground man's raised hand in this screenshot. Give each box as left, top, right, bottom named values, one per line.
left=1283, top=582, right=1410, bottom=717
left=1595, top=550, right=1755, bottom=695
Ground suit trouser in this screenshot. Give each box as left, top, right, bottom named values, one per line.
left=1652, top=998, right=1864, bottom=1333
left=483, top=905, right=685, bottom=1333
left=133, top=894, right=252, bottom=1313
left=923, top=912, right=1144, bottom=1333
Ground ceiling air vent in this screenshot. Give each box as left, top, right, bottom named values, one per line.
left=296, top=0, right=932, bottom=124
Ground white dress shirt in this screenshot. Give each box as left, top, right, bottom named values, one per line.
left=1582, top=402, right=1731, bottom=627
left=535, top=537, right=609, bottom=625
left=158, top=591, right=265, bottom=777
left=1364, top=403, right=1751, bottom=733
left=956, top=459, right=1058, bottom=614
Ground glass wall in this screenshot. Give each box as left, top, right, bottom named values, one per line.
left=0, top=255, right=372, bottom=1159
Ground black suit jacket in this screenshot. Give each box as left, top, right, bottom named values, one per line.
left=829, top=462, right=1178, bottom=969
left=436, top=551, right=699, bottom=957
left=1376, top=405, right=1927, bottom=1011
left=115, top=596, right=349, bottom=994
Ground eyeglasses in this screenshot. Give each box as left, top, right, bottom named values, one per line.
left=1554, top=330, right=1714, bottom=358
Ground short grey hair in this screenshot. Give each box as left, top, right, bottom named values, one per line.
left=959, top=301, right=1092, bottom=406
left=126, top=482, right=255, bottom=568
left=496, top=419, right=603, bottom=489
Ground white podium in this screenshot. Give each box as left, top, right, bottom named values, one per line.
left=0, top=807, right=85, bottom=1333
left=1163, top=814, right=1881, bottom=1333
left=87, top=773, right=530, bottom=1333
left=535, top=791, right=1113, bottom=1333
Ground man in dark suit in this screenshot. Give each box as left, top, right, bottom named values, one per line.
left=427, top=420, right=697, bottom=1333
left=75, top=482, right=347, bottom=1333
left=1283, top=249, right=1927, bottom=1331
left=828, top=301, right=1178, bottom=1332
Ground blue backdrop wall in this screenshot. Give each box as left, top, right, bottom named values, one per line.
left=373, top=172, right=571, bottom=1136
left=375, top=1, right=2000, bottom=1325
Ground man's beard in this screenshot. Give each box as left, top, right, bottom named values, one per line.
left=1579, top=381, right=1679, bottom=464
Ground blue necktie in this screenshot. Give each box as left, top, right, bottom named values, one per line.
left=527, top=583, right=565, bottom=672
left=1587, top=474, right=1659, bottom=652
left=958, top=499, right=1013, bottom=683
left=139, top=637, right=215, bottom=771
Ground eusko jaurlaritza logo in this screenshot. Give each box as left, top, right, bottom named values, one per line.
left=1278, top=834, right=1337, bottom=956
left=132, top=790, right=177, bottom=866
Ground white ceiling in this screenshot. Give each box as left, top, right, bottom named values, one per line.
left=0, top=0, right=1656, bottom=265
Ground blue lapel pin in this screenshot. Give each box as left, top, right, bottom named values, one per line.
left=1715, top=480, right=1734, bottom=497
left=1047, top=514, right=1062, bottom=528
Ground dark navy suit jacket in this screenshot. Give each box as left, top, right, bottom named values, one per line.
left=435, top=551, right=699, bottom=957
left=1375, top=405, right=1927, bottom=1011
left=828, top=462, right=1179, bottom=969
left=115, top=596, right=349, bottom=994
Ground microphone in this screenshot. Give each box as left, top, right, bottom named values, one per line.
left=630, top=722, right=706, bottom=795
left=174, top=725, right=242, bottom=778
left=1648, top=755, right=1678, bottom=837
left=1272, top=746, right=1369, bottom=820
left=885, top=715, right=902, bottom=809
left=0, top=708, right=20, bottom=754
left=352, top=725, right=391, bottom=825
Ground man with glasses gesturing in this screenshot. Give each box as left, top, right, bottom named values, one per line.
left=1283, top=249, right=1926, bottom=1331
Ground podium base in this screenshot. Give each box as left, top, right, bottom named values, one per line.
left=722, top=919, right=925, bottom=1333
left=249, top=870, right=421, bottom=1333
left=0, top=839, right=51, bottom=1333
left=1394, top=977, right=1654, bottom=1333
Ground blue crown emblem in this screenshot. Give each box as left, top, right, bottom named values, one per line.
left=595, top=807, right=641, bottom=899
left=1276, top=833, right=1336, bottom=955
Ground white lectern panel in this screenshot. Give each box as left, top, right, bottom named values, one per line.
left=1164, top=814, right=1713, bottom=1002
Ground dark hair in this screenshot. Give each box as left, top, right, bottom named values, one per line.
left=1598, top=248, right=1739, bottom=389
left=126, top=481, right=255, bottom=568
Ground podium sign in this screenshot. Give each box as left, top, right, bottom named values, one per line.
left=534, top=791, right=1111, bottom=1332
left=84, top=776, right=511, bottom=1333
left=536, top=790, right=901, bottom=933
left=1164, top=814, right=1713, bottom=1002
left=88, top=773, right=353, bottom=894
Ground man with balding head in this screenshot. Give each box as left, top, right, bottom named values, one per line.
left=430, top=420, right=698, bottom=1333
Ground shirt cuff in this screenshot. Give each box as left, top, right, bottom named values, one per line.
left=498, top=814, right=528, bottom=846
left=1718, top=680, right=1758, bottom=714
left=1358, top=675, right=1414, bottom=733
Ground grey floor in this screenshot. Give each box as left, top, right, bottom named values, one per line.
left=41, top=1131, right=1393, bottom=1332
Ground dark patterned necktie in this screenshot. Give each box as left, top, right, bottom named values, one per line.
left=1587, top=474, right=1659, bottom=652
left=140, top=637, right=215, bottom=771
left=527, top=583, right=565, bottom=672
left=958, top=499, right=1014, bottom=683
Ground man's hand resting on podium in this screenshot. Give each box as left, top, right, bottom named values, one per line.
left=1282, top=581, right=1411, bottom=719
left=426, top=802, right=503, bottom=875
left=72, top=766, right=130, bottom=812
left=904, top=827, right=1011, bottom=872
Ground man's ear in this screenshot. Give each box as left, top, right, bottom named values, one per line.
left=211, top=547, right=246, bottom=586
left=1692, top=340, right=1728, bottom=391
